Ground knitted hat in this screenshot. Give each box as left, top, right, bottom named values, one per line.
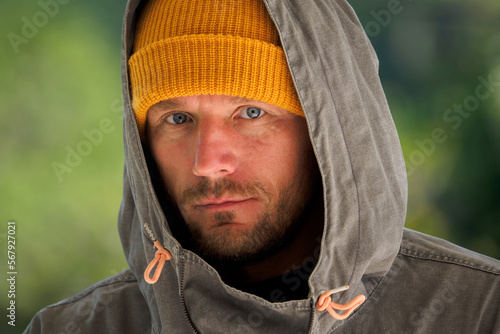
left=128, top=0, right=304, bottom=139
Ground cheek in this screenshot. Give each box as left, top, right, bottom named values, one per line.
left=278, top=123, right=315, bottom=189
left=152, top=140, right=193, bottom=197
left=248, top=123, right=311, bottom=191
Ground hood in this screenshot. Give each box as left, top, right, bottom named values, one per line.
left=118, top=0, right=407, bottom=332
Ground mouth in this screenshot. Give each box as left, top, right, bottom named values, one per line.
left=194, top=198, right=255, bottom=211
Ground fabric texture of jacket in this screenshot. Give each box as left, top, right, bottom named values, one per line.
left=25, top=0, right=500, bottom=333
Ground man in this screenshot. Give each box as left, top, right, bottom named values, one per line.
left=26, top=0, right=499, bottom=333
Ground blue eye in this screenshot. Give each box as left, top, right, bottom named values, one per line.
left=241, top=107, right=264, bottom=119
left=166, top=113, right=190, bottom=124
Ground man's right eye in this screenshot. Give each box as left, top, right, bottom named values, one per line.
left=165, top=113, right=190, bottom=124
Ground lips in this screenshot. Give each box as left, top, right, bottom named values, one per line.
left=194, top=198, right=254, bottom=210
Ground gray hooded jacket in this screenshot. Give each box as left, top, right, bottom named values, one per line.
left=25, top=0, right=500, bottom=333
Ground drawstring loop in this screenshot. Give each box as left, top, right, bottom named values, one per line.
left=144, top=240, right=172, bottom=284
left=316, top=285, right=366, bottom=320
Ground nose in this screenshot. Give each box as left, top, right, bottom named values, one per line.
left=192, top=119, right=239, bottom=178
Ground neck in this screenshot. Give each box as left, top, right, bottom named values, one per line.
left=214, top=197, right=324, bottom=284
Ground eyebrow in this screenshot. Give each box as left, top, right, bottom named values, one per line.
left=149, top=100, right=182, bottom=114
left=229, top=96, right=255, bottom=104
left=149, top=95, right=258, bottom=115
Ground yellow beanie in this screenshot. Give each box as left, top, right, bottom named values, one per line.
left=128, top=0, right=304, bottom=139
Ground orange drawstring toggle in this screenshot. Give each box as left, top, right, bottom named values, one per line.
left=144, top=240, right=172, bottom=284
left=316, top=285, right=366, bottom=320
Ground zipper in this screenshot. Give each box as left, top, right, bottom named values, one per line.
left=306, top=298, right=316, bottom=334
left=143, top=223, right=196, bottom=332
left=179, top=251, right=199, bottom=334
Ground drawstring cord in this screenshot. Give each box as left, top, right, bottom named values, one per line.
left=315, top=285, right=366, bottom=320
left=143, top=223, right=172, bottom=284
left=144, top=240, right=172, bottom=284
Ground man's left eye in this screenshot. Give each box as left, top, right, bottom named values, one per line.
left=240, top=107, right=264, bottom=119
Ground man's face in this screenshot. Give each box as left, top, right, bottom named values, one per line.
left=147, top=94, right=318, bottom=261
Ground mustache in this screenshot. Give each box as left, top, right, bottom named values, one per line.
left=179, top=178, right=270, bottom=206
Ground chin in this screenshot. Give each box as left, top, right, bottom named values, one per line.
left=189, top=222, right=290, bottom=265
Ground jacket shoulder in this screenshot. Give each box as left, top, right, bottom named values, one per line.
left=400, top=228, right=500, bottom=275
left=24, top=269, right=151, bottom=334
left=351, top=229, right=500, bottom=333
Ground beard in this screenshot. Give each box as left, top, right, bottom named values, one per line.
left=174, top=175, right=315, bottom=264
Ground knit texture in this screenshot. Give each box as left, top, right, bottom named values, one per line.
left=128, top=0, right=304, bottom=139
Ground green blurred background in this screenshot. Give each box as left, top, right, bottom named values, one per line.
left=1, top=0, right=499, bottom=331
